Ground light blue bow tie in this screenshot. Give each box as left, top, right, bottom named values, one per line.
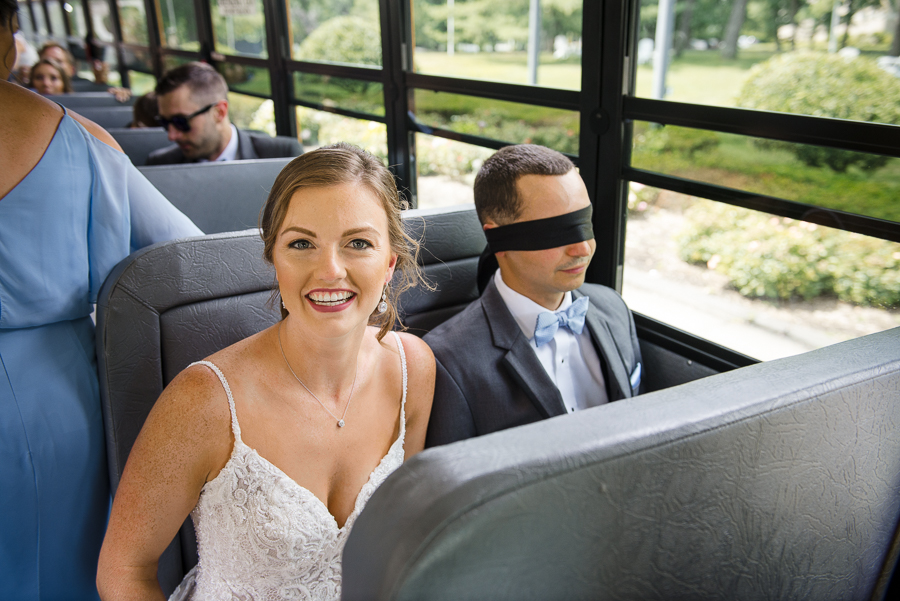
left=533, top=296, right=589, bottom=347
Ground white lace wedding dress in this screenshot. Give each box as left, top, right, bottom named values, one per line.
left=169, top=332, right=408, bottom=601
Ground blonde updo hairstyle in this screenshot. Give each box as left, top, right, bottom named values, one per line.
left=260, top=143, right=423, bottom=341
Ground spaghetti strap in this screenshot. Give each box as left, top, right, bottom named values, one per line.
left=190, top=360, right=242, bottom=441
left=391, top=331, right=408, bottom=436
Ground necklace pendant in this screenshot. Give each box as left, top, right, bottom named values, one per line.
left=338, top=419, right=345, bottom=428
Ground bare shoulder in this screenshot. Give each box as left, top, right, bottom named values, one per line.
left=395, top=332, right=435, bottom=452
left=395, top=331, right=436, bottom=377
left=68, top=108, right=124, bottom=152
left=0, top=83, right=62, bottom=195
left=139, top=361, right=234, bottom=469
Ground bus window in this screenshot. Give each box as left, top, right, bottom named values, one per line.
left=115, top=0, right=148, bottom=46
left=295, top=106, right=386, bottom=160
left=159, top=0, right=201, bottom=51
left=212, top=0, right=266, bottom=58
left=411, top=0, right=582, bottom=89
left=622, top=188, right=900, bottom=360
left=288, top=0, right=381, bottom=68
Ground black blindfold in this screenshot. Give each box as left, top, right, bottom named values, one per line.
left=477, top=205, right=595, bottom=294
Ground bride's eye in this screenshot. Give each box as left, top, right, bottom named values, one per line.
left=290, top=239, right=312, bottom=250
left=349, top=239, right=372, bottom=250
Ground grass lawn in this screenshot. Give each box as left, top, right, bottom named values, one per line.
left=414, top=46, right=778, bottom=106
left=413, top=50, right=582, bottom=90
left=634, top=46, right=776, bottom=106
left=632, top=125, right=900, bottom=223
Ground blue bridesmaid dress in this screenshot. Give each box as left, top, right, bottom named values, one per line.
left=0, top=111, right=201, bottom=600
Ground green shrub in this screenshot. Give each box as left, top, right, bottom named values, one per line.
left=737, top=52, right=900, bottom=173
left=415, top=135, right=493, bottom=178
left=633, top=124, right=720, bottom=157
left=295, top=16, right=382, bottom=66
left=296, top=107, right=388, bottom=160
left=678, top=201, right=900, bottom=308
left=419, top=109, right=579, bottom=155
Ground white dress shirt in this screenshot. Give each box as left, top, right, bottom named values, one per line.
left=494, top=270, right=609, bottom=413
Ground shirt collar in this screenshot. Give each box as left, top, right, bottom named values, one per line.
left=494, top=269, right=572, bottom=341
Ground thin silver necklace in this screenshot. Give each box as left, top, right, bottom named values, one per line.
left=277, top=322, right=358, bottom=428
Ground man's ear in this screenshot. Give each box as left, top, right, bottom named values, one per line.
left=214, top=99, right=229, bottom=122
left=482, top=222, right=504, bottom=258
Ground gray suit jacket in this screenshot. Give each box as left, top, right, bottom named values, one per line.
left=146, top=128, right=302, bottom=165
left=424, top=279, right=643, bottom=447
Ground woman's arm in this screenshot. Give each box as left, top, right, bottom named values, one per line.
left=397, top=332, right=436, bottom=459
left=97, top=365, right=233, bottom=600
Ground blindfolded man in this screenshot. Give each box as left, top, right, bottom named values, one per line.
left=424, top=144, right=643, bottom=447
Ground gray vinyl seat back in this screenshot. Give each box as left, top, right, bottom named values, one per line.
left=396, top=204, right=484, bottom=335
left=343, top=326, right=900, bottom=601
left=108, top=128, right=171, bottom=166
left=73, top=104, right=135, bottom=129
left=139, top=158, right=292, bottom=234
left=71, top=79, right=112, bottom=92
left=96, top=230, right=279, bottom=594
left=46, top=92, right=136, bottom=108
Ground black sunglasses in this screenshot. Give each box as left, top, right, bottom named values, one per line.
left=155, top=103, right=216, bottom=132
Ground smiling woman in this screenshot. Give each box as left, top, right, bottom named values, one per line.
left=97, top=143, right=435, bottom=601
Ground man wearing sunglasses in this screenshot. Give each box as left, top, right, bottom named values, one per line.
left=147, top=62, right=301, bottom=165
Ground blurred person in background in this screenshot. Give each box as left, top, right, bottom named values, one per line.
left=11, top=30, right=36, bottom=84
left=29, top=56, right=71, bottom=95
left=128, top=90, right=159, bottom=128
left=38, top=40, right=130, bottom=102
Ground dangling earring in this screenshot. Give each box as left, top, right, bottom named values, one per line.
left=281, top=298, right=286, bottom=310
left=378, top=287, right=388, bottom=314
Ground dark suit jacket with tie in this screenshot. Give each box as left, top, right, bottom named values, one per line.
left=424, top=279, right=643, bottom=447
left=146, top=128, right=302, bottom=165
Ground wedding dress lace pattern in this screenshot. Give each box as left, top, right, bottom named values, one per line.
left=169, top=332, right=408, bottom=601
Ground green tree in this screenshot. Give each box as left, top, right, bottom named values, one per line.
left=890, top=0, right=900, bottom=56
left=295, top=15, right=382, bottom=66
left=721, top=0, right=749, bottom=58
left=839, top=0, right=882, bottom=49
left=416, top=0, right=531, bottom=50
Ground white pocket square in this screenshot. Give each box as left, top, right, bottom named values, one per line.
left=629, top=362, right=642, bottom=391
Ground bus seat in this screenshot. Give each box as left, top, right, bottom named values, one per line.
left=138, top=158, right=293, bottom=234
left=96, top=230, right=278, bottom=593
left=396, top=204, right=484, bottom=336
left=45, top=91, right=136, bottom=108
left=108, top=127, right=170, bottom=166
left=73, top=105, right=135, bottom=129
left=71, top=79, right=114, bottom=92
left=343, top=326, right=900, bottom=600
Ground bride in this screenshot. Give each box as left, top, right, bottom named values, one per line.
left=97, top=144, right=435, bottom=600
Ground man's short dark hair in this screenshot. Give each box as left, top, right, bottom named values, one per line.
left=473, top=144, right=575, bottom=225
left=131, top=91, right=158, bottom=127
left=155, top=62, right=228, bottom=106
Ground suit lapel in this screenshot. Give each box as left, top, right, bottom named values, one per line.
left=481, top=282, right=567, bottom=419
left=577, top=290, right=631, bottom=400
left=234, top=128, right=259, bottom=160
